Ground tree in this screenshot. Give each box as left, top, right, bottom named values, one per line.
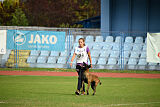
left=10, top=8, right=29, bottom=26
left=24, top=0, right=100, bottom=27
left=0, top=0, right=20, bottom=25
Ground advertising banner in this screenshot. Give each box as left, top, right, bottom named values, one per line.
left=0, top=30, right=6, bottom=54
left=147, top=32, right=160, bottom=63
left=7, top=30, right=65, bottom=51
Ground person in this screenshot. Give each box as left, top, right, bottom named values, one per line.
left=70, top=38, right=92, bottom=95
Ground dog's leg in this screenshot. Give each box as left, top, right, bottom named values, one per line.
left=87, top=82, right=90, bottom=95
left=93, top=81, right=99, bottom=95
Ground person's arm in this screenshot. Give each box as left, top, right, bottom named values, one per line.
left=88, top=51, right=92, bottom=68
left=70, top=53, right=76, bottom=67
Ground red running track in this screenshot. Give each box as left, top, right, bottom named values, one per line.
left=0, top=71, right=160, bottom=78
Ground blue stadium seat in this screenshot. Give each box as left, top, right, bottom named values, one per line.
left=107, top=58, right=117, bottom=65
left=72, top=43, right=79, bottom=49
left=102, top=44, right=112, bottom=50
left=110, top=51, right=119, bottom=58
left=148, top=62, right=158, bottom=70
left=118, top=58, right=128, bottom=65
left=130, top=51, right=140, bottom=58
left=140, top=51, right=146, bottom=59
left=145, top=37, right=147, bottom=43
left=99, top=50, right=110, bottom=58
left=125, top=36, right=133, bottom=43
left=92, top=43, right=103, bottom=50
left=85, top=35, right=94, bottom=43
left=115, top=36, right=122, bottom=43
left=88, top=57, right=97, bottom=66
left=134, top=36, right=143, bottom=44
left=27, top=56, right=37, bottom=63
left=75, top=35, right=84, bottom=42
left=37, top=56, right=47, bottom=63
left=91, top=50, right=100, bottom=58
left=106, top=58, right=118, bottom=69
left=112, top=43, right=120, bottom=51
left=124, top=43, right=132, bottom=51
left=138, top=58, right=147, bottom=65
left=105, top=36, right=114, bottom=43
left=47, top=57, right=57, bottom=64
left=95, top=36, right=103, bottom=42
left=60, top=50, right=68, bottom=57
left=57, top=57, right=67, bottom=64
left=142, top=44, right=146, bottom=51
left=30, top=50, right=40, bottom=56
left=132, top=44, right=143, bottom=51
left=123, top=51, right=130, bottom=58
left=97, top=58, right=107, bottom=65
left=127, top=58, right=137, bottom=69
left=40, top=50, right=50, bottom=56
left=56, top=57, right=67, bottom=68
left=50, top=51, right=59, bottom=57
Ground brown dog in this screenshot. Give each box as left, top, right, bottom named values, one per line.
left=81, top=62, right=101, bottom=95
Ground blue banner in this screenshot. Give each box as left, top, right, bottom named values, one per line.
left=7, top=30, right=65, bottom=51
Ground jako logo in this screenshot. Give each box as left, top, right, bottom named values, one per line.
left=13, top=32, right=26, bottom=45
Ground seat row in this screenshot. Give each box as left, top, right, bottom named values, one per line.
left=66, top=35, right=146, bottom=44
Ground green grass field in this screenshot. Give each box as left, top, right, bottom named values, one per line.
left=0, top=75, right=160, bottom=107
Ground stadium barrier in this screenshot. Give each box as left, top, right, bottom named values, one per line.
left=0, top=26, right=159, bottom=70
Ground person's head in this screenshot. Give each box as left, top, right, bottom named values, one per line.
left=78, top=38, right=85, bottom=48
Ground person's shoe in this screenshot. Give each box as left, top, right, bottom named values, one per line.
left=81, top=91, right=85, bottom=95
left=75, top=90, right=80, bottom=95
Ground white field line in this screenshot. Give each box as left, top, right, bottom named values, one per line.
left=0, top=101, right=6, bottom=103
left=107, top=102, right=160, bottom=106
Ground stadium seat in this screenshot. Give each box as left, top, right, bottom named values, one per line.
left=75, top=35, right=84, bottom=42
left=97, top=58, right=107, bottom=69
left=37, top=56, right=47, bottom=63
left=127, top=58, right=137, bottom=69
left=132, top=44, right=143, bottom=51
left=57, top=57, right=67, bottom=64
left=130, top=51, right=140, bottom=58
left=40, top=50, right=50, bottom=56
left=145, top=37, right=147, bottom=43
left=125, top=36, right=133, bottom=43
left=85, top=35, right=94, bottom=43
left=134, top=36, right=143, bottom=44
left=137, top=58, right=147, bottom=70
left=124, top=43, right=132, bottom=51
left=27, top=56, right=37, bottom=63
left=91, top=50, right=100, bottom=58
left=60, top=50, right=68, bottom=57
left=95, top=36, right=104, bottom=42
left=110, top=51, right=119, bottom=58
left=50, top=51, right=60, bottom=57
left=148, top=62, right=158, bottom=70
left=47, top=57, right=57, bottom=64
left=140, top=51, right=146, bottom=59
left=102, top=44, right=112, bottom=50
left=92, top=43, right=103, bottom=50
left=112, top=43, right=120, bottom=51
left=142, top=44, right=146, bottom=51
left=97, top=58, right=107, bottom=65
left=56, top=57, right=67, bottom=68
left=115, top=36, right=122, bottom=43
left=72, top=43, right=79, bottom=49
left=122, top=51, right=130, bottom=58
left=105, top=36, right=114, bottom=43
left=118, top=58, right=128, bottom=65
left=107, top=57, right=117, bottom=65
left=106, top=57, right=118, bottom=69
left=30, top=50, right=40, bottom=56
left=99, top=50, right=110, bottom=58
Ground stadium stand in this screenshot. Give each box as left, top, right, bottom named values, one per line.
left=4, top=31, right=159, bottom=70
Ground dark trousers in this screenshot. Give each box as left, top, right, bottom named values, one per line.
left=76, top=65, right=85, bottom=92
